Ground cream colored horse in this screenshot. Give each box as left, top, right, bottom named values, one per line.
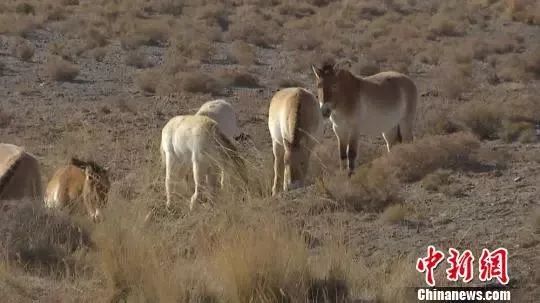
left=312, top=61, right=417, bottom=176
left=196, top=99, right=240, bottom=141
left=44, top=158, right=110, bottom=222
left=161, top=115, right=247, bottom=210
left=268, top=87, right=322, bottom=196
left=0, top=143, right=42, bottom=201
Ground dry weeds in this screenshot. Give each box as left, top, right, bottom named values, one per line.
left=45, top=57, right=80, bottom=82
left=11, top=38, right=34, bottom=61
left=229, top=40, right=256, bottom=65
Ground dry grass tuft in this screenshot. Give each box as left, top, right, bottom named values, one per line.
left=532, top=208, right=540, bottom=233
left=422, top=169, right=453, bottom=192
left=178, top=71, right=223, bottom=95
left=135, top=69, right=161, bottom=94
left=229, top=40, right=256, bottom=65
left=11, top=39, right=34, bottom=61
left=437, top=63, right=472, bottom=99
left=379, top=132, right=480, bottom=182
left=524, top=49, right=540, bottom=79
left=15, top=3, right=35, bottom=15
left=45, top=57, right=80, bottom=82
left=429, top=13, right=461, bottom=36
left=217, top=69, right=261, bottom=88
left=456, top=101, right=502, bottom=140
left=125, top=50, right=151, bottom=68
left=0, top=200, right=91, bottom=274
left=0, top=107, right=13, bottom=128
left=506, top=0, right=540, bottom=25
left=380, top=204, right=408, bottom=224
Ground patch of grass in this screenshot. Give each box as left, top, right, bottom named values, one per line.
left=229, top=40, right=256, bottom=65
left=135, top=69, right=161, bottom=94
left=177, top=71, right=224, bottom=95
left=437, top=63, right=472, bottom=99
left=0, top=199, right=91, bottom=274
left=380, top=204, right=408, bottom=224
left=378, top=132, right=480, bottom=182
left=0, top=108, right=13, bottom=128
left=456, top=101, right=502, bottom=140
left=45, top=58, right=80, bottom=82
left=217, top=69, right=261, bottom=88
left=429, top=13, right=461, bottom=36
left=85, top=28, right=108, bottom=50
left=90, top=47, right=107, bottom=62
left=125, top=50, right=150, bottom=68
left=11, top=39, right=34, bottom=62
left=532, top=208, right=540, bottom=233
left=506, top=0, right=540, bottom=25
left=169, top=33, right=214, bottom=63
left=499, top=120, right=534, bottom=142
left=317, top=162, right=399, bottom=212
left=422, top=169, right=452, bottom=192
left=15, top=3, right=34, bottom=15
left=524, top=49, right=540, bottom=79
left=227, top=8, right=281, bottom=48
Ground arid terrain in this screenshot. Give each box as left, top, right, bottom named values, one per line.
left=1, top=0, right=539, bottom=302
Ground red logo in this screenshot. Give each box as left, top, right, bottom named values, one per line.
left=416, top=245, right=445, bottom=286
left=417, top=246, right=509, bottom=286
left=446, top=248, right=475, bottom=283
left=479, top=248, right=509, bottom=285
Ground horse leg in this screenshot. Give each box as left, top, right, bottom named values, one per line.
left=272, top=142, right=284, bottom=196
left=190, top=157, right=203, bottom=211
left=347, top=133, right=359, bottom=177
left=333, top=124, right=349, bottom=171
left=206, top=167, right=219, bottom=205
left=398, top=118, right=414, bottom=143
left=164, top=151, right=174, bottom=208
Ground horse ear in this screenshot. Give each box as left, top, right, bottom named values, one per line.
left=311, top=65, right=322, bottom=80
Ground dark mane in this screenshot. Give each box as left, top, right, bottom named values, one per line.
left=321, top=57, right=336, bottom=75
left=70, top=157, right=106, bottom=174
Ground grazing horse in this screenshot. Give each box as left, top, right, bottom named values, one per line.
left=268, top=87, right=322, bottom=196
left=311, top=61, right=417, bottom=176
left=44, top=158, right=110, bottom=222
left=196, top=99, right=240, bottom=141
left=161, top=115, right=247, bottom=210
left=0, top=143, right=42, bottom=201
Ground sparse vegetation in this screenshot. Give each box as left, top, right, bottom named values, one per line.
left=45, top=58, right=80, bottom=82
left=125, top=50, right=150, bottom=68
left=230, top=40, right=256, bottom=65
left=135, top=69, right=161, bottom=94
left=380, top=204, right=408, bottom=224
left=12, top=39, right=34, bottom=61
left=2, top=0, right=540, bottom=301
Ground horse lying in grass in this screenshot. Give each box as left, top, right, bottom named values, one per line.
left=0, top=143, right=42, bottom=201
left=45, top=158, right=110, bottom=222
left=161, top=115, right=247, bottom=210
left=312, top=61, right=417, bottom=176
left=268, top=87, right=322, bottom=196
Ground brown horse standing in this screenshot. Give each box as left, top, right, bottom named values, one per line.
left=0, top=143, right=42, bottom=201
left=44, top=158, right=110, bottom=222
left=268, top=87, right=322, bottom=196
left=312, top=61, right=417, bottom=176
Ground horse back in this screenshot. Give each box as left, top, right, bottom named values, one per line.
left=45, top=165, right=85, bottom=207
